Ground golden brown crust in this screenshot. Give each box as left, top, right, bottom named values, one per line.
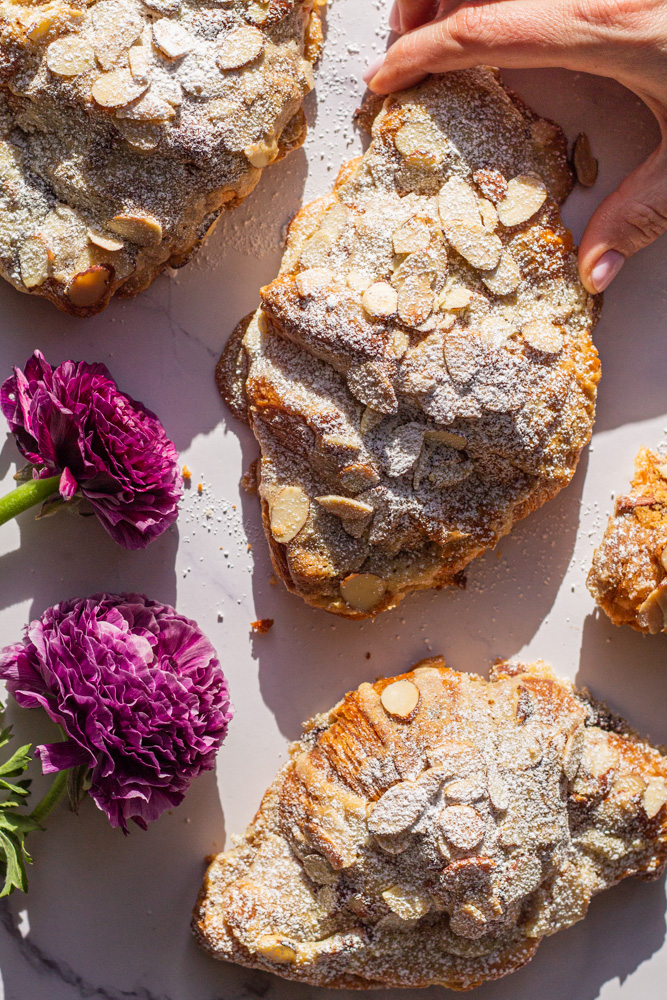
left=193, top=657, right=667, bottom=990
left=219, top=69, right=600, bottom=618
left=588, top=448, right=667, bottom=633
left=0, top=0, right=325, bottom=315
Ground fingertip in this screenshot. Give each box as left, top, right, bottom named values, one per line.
left=362, top=54, right=387, bottom=87
left=587, top=249, right=625, bottom=294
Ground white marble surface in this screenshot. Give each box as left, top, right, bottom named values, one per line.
left=0, top=2, right=666, bottom=998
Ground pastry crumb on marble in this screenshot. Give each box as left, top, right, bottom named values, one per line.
left=193, top=656, right=667, bottom=990
left=588, top=447, right=667, bottom=633
left=218, top=69, right=601, bottom=619
left=0, top=0, right=325, bottom=315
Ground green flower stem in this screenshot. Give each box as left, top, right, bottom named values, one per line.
left=0, top=475, right=61, bottom=527
left=29, top=769, right=69, bottom=826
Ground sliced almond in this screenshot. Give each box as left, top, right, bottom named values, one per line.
left=362, top=281, right=397, bottom=319
left=397, top=273, right=434, bottom=327
left=384, top=422, right=425, bottom=477
left=299, top=231, right=335, bottom=269
left=316, top=495, right=373, bottom=520
left=393, top=216, right=432, bottom=255
left=381, top=885, right=430, bottom=921
left=303, top=854, right=338, bottom=885
left=128, top=44, right=151, bottom=82
left=643, top=777, right=667, bottom=819
left=613, top=773, right=646, bottom=799
left=152, top=18, right=193, bottom=59
left=437, top=286, right=473, bottom=312
left=255, top=935, right=297, bottom=965
left=269, top=485, right=309, bottom=544
left=108, top=213, right=162, bottom=247
left=216, top=25, right=265, bottom=71
left=443, top=776, right=486, bottom=803
left=347, top=270, right=372, bottom=294
left=445, top=220, right=502, bottom=271
left=46, top=35, right=95, bottom=77
left=656, top=462, right=667, bottom=480
left=394, top=119, right=445, bottom=167
left=87, top=229, right=124, bottom=252
left=91, top=1, right=143, bottom=70
left=438, top=176, right=481, bottom=229
left=360, top=407, right=384, bottom=435
left=473, top=168, right=508, bottom=204
left=478, top=198, right=498, bottom=232
left=340, top=573, right=387, bottom=613
left=115, top=119, right=161, bottom=151
left=380, top=679, right=420, bottom=720
left=67, top=265, right=112, bottom=308
left=92, top=70, right=148, bottom=109
left=369, top=781, right=426, bottom=836
left=295, top=267, right=336, bottom=298
left=443, top=332, right=482, bottom=385
left=522, top=320, right=564, bottom=354
left=497, top=174, right=547, bottom=227
left=482, top=250, right=521, bottom=295
left=244, top=138, right=279, bottom=168
left=637, top=584, right=667, bottom=634
left=389, top=330, right=410, bottom=360
left=18, top=236, right=50, bottom=289
left=438, top=804, right=485, bottom=851
left=573, top=132, right=598, bottom=188
left=425, top=429, right=466, bottom=449
left=338, top=462, right=381, bottom=492
left=347, top=362, right=398, bottom=414
left=116, top=90, right=176, bottom=122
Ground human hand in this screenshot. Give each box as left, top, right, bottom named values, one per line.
left=366, top=0, right=667, bottom=293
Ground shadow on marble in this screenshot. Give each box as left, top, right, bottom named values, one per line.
left=576, top=611, right=667, bottom=745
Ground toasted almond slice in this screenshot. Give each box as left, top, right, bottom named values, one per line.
left=613, top=773, right=646, bottom=798
left=115, top=118, right=161, bottom=151
left=303, top=854, right=338, bottom=885
left=143, top=0, right=181, bottom=12
left=299, top=231, right=335, bottom=269
left=657, top=462, right=667, bottom=480
left=394, top=119, right=445, bottom=167
left=573, top=132, right=598, bottom=188
left=481, top=250, right=521, bottom=295
left=643, top=777, right=667, bottom=819
left=381, top=885, right=430, bottom=921
left=368, top=780, right=426, bottom=836
left=360, top=407, right=384, bottom=435
left=385, top=422, right=425, bottom=477
left=380, top=678, right=420, bottom=719
left=438, top=286, right=473, bottom=312
left=393, top=216, right=432, bottom=255
left=497, top=174, right=547, bottom=227
left=473, top=167, right=508, bottom=204
left=446, top=220, right=502, bottom=271
left=46, top=35, right=95, bottom=77
left=216, top=25, right=265, bottom=71
left=438, top=804, right=485, bottom=851
left=152, top=18, right=192, bottom=59
left=128, top=44, right=151, bottom=82
left=398, top=273, right=434, bottom=327
left=316, top=495, right=373, bottom=520
left=340, top=573, right=387, bottom=613
left=389, top=330, right=410, bottom=359
left=295, top=267, right=336, bottom=298
left=478, top=198, right=499, bottom=232
left=91, top=1, right=143, bottom=69
left=269, top=486, right=309, bottom=544
left=347, top=362, right=398, bottom=414
left=255, top=935, right=297, bottom=965
left=362, top=281, right=397, bottom=319
left=439, top=176, right=481, bottom=229
left=637, top=583, right=667, bottom=634
left=18, top=236, right=50, bottom=289
left=347, top=270, right=372, bottom=294
left=87, top=229, right=124, bottom=252
left=425, top=429, right=466, bottom=449
left=522, top=320, right=564, bottom=355
left=338, top=462, right=381, bottom=492
left=92, top=70, right=148, bottom=108
left=244, top=138, right=279, bottom=168
left=116, top=90, right=176, bottom=121
left=108, top=213, right=162, bottom=247
left=443, top=776, right=486, bottom=803
left=67, top=265, right=112, bottom=308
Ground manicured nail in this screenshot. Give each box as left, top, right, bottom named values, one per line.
left=389, top=2, right=401, bottom=32
left=590, top=249, right=625, bottom=292
left=363, top=53, right=386, bottom=86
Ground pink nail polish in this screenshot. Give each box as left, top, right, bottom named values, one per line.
left=590, top=250, right=625, bottom=292
left=363, top=54, right=386, bottom=86
left=389, top=2, right=401, bottom=32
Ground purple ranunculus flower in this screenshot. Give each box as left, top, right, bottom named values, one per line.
left=0, top=351, right=182, bottom=549
left=0, top=594, right=233, bottom=832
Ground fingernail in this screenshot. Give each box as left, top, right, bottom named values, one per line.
left=389, top=2, right=401, bottom=32
left=363, top=53, right=386, bottom=86
left=590, top=249, right=625, bottom=292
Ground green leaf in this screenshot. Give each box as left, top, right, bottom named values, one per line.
left=0, top=828, right=29, bottom=896
left=0, top=743, right=33, bottom=777
left=0, top=725, right=37, bottom=896
left=66, top=764, right=91, bottom=814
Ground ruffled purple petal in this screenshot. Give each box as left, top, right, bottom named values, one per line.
left=0, top=594, right=233, bottom=832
